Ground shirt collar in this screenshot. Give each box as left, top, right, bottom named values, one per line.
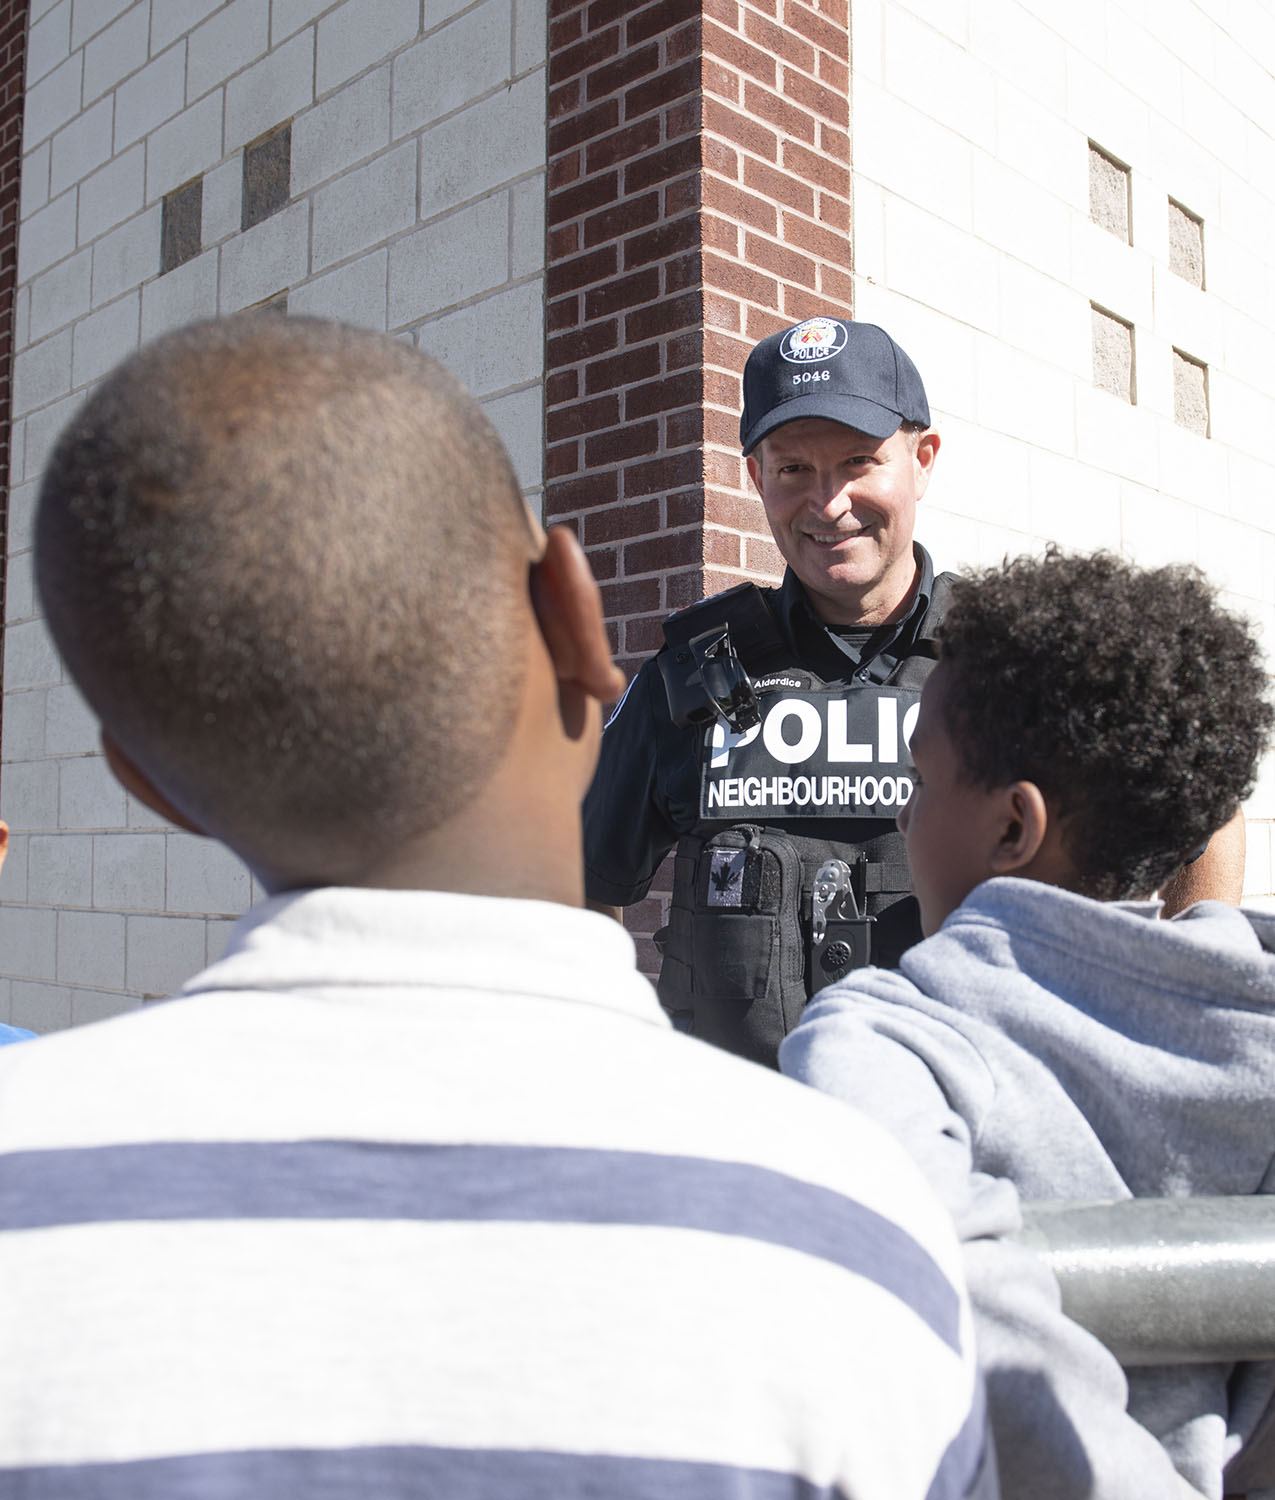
left=776, top=543, right=937, bottom=681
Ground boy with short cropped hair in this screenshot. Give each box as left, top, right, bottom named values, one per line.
left=782, top=549, right=1275, bottom=1500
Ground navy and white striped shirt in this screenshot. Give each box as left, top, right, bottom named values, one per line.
left=0, top=888, right=994, bottom=1500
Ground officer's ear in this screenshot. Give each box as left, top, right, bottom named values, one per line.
left=100, top=731, right=207, bottom=835
left=529, top=526, right=626, bottom=719
left=987, top=779, right=1050, bottom=876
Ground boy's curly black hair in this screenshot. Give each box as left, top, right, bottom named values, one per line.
left=936, top=549, right=1273, bottom=901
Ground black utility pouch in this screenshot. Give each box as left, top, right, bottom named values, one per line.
left=685, top=825, right=806, bottom=1066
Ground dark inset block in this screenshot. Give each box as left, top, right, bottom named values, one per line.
left=161, top=176, right=202, bottom=274
left=242, top=122, right=291, bottom=231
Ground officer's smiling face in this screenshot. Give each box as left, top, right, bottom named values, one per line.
left=747, top=417, right=938, bottom=627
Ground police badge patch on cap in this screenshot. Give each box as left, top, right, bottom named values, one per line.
left=779, top=318, right=849, bottom=364
left=739, top=315, right=930, bottom=454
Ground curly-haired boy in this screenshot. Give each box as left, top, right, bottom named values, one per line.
left=782, top=549, right=1275, bottom=1500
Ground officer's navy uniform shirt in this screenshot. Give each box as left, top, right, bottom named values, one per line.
left=583, top=543, right=943, bottom=907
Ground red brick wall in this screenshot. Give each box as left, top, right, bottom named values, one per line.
left=0, top=0, right=28, bottom=762
left=544, top=0, right=851, bottom=966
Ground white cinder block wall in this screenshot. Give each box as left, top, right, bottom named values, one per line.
left=4, top=0, right=548, bottom=1032
left=7, top=0, right=1275, bottom=1030
left=849, top=0, right=1275, bottom=907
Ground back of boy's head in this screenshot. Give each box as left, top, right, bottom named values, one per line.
left=36, top=314, right=536, bottom=882
left=936, top=549, right=1273, bottom=901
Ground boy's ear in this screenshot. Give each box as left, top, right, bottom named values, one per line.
left=529, top=525, right=626, bottom=715
left=100, top=732, right=207, bottom=836
left=988, top=779, right=1050, bottom=875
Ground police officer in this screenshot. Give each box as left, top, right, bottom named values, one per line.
left=583, top=315, right=947, bottom=1066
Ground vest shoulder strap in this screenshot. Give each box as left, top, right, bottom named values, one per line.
left=661, top=583, right=792, bottom=677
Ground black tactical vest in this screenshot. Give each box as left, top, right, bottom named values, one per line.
left=654, top=576, right=950, bottom=1068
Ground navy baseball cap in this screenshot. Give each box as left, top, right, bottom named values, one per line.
left=740, top=316, right=930, bottom=454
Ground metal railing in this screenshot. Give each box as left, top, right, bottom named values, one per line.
left=1020, top=1197, right=1275, bottom=1365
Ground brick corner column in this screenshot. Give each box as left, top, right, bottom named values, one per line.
left=544, top=0, right=852, bottom=970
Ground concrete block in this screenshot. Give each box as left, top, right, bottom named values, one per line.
left=2, top=689, right=47, bottom=763
left=5, top=549, right=35, bottom=624
left=973, top=0, right=1067, bottom=114
left=45, top=683, right=99, bottom=756
left=880, top=194, right=999, bottom=335
left=1195, top=513, right=1275, bottom=607
left=886, top=0, right=968, bottom=48
left=10, top=981, right=72, bottom=1034
left=57, top=909, right=126, bottom=989
left=994, top=257, right=1089, bottom=379
left=846, top=82, right=973, bottom=231
left=21, top=140, right=51, bottom=218
left=482, top=383, right=544, bottom=493
left=1075, top=219, right=1152, bottom=328
left=8, top=480, right=42, bottom=556
left=976, top=339, right=1079, bottom=457
left=413, top=277, right=543, bottom=389
left=1181, top=76, right=1249, bottom=186
left=140, top=249, right=219, bottom=339
left=24, top=50, right=83, bottom=149
left=1066, top=53, right=1151, bottom=174
left=2, top=833, right=29, bottom=903
left=205, top=917, right=237, bottom=965
left=0, top=907, right=58, bottom=981
left=29, top=246, right=92, bottom=342
left=1120, top=480, right=1199, bottom=567
left=71, top=988, right=144, bottom=1026
left=388, top=194, right=509, bottom=324
left=93, top=831, right=167, bottom=910
left=512, top=0, right=546, bottom=74
left=127, top=914, right=209, bottom=998
left=1151, top=120, right=1220, bottom=228
left=20, top=391, right=84, bottom=486
left=1104, top=6, right=1182, bottom=122
left=12, top=289, right=28, bottom=363
left=1026, top=449, right=1123, bottom=555
left=0, top=978, right=11, bottom=1026
left=4, top=617, right=63, bottom=692
left=28, top=832, right=93, bottom=907
left=289, top=248, right=388, bottom=329
left=70, top=0, right=135, bottom=48
left=995, top=83, right=1085, bottom=210
left=201, top=156, right=242, bottom=244
left=312, top=140, right=416, bottom=272
left=83, top=0, right=149, bottom=105
left=6, top=756, right=62, bottom=837
left=1160, top=410, right=1227, bottom=509
left=26, top=0, right=71, bottom=86
left=218, top=200, right=309, bottom=312
left=114, top=43, right=187, bottom=151
left=126, top=790, right=177, bottom=830
left=417, top=71, right=545, bottom=218
left=509, top=171, right=544, bottom=280
left=17, top=189, right=78, bottom=282
left=60, top=754, right=129, bottom=830
left=49, top=96, right=114, bottom=200
left=392, top=0, right=512, bottom=140
left=1224, top=449, right=1275, bottom=532
left=165, top=833, right=251, bottom=917
left=189, top=0, right=270, bottom=103
left=146, top=93, right=225, bottom=204
left=292, top=64, right=391, bottom=193
left=978, top=157, right=1074, bottom=288
left=77, top=143, right=146, bottom=244
left=1244, top=822, right=1273, bottom=898
left=152, top=0, right=227, bottom=53
left=71, top=291, right=141, bottom=387
left=316, top=0, right=419, bottom=97
left=12, top=328, right=73, bottom=419
left=92, top=207, right=161, bottom=307
left=225, top=29, right=314, bottom=155
left=883, top=6, right=994, bottom=153
left=271, top=0, right=337, bottom=43
left=1210, top=368, right=1275, bottom=452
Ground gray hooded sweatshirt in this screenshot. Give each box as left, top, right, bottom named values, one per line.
left=780, top=876, right=1275, bottom=1500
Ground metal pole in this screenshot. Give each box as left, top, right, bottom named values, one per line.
left=1019, top=1198, right=1275, bottom=1366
